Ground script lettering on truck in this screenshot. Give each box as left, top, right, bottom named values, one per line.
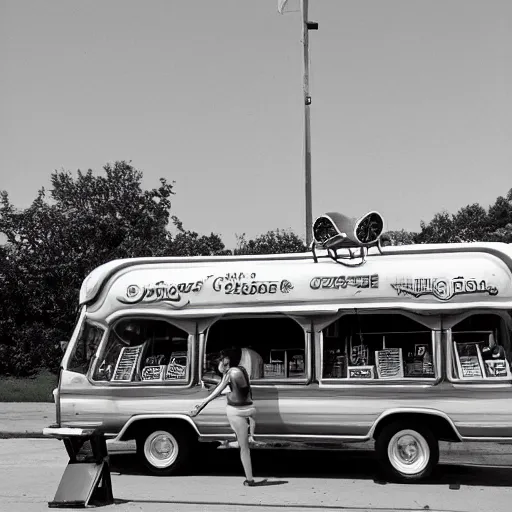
left=212, top=273, right=293, bottom=295
left=391, top=276, right=499, bottom=301
left=310, top=274, right=379, bottom=290
left=117, top=280, right=205, bottom=308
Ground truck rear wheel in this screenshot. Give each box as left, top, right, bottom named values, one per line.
left=375, top=422, right=439, bottom=482
left=136, top=426, right=194, bottom=476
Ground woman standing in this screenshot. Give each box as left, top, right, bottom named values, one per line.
left=190, top=347, right=258, bottom=486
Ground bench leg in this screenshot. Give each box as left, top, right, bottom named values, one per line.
left=48, top=434, right=114, bottom=508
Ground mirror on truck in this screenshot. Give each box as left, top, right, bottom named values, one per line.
left=59, top=340, right=69, bottom=353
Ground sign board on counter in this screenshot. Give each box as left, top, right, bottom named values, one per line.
left=454, top=342, right=484, bottom=379
left=112, top=344, right=145, bottom=382
left=347, top=365, right=375, bottom=379
left=376, top=348, right=404, bottom=379
left=141, top=365, right=167, bottom=381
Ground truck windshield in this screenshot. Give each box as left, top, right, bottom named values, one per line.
left=66, top=322, right=104, bottom=375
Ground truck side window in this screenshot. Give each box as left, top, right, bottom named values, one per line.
left=322, top=314, right=434, bottom=381
left=203, top=316, right=306, bottom=381
left=451, top=313, right=512, bottom=380
left=92, top=318, right=190, bottom=383
left=67, top=322, right=104, bottom=375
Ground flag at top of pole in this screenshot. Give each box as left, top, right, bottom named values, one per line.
left=278, top=0, right=300, bottom=14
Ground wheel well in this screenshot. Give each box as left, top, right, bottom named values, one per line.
left=372, top=413, right=460, bottom=443
left=119, top=418, right=198, bottom=442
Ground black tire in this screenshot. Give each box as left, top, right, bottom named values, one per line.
left=136, top=424, right=195, bottom=476
left=375, top=421, right=439, bottom=483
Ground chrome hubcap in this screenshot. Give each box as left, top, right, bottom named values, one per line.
left=144, top=430, right=179, bottom=469
left=388, top=429, right=430, bottom=475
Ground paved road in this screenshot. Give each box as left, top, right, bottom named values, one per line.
left=0, top=403, right=511, bottom=511
left=0, top=438, right=511, bottom=512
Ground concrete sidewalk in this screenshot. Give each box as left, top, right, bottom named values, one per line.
left=0, top=403, right=55, bottom=438
left=0, top=402, right=511, bottom=466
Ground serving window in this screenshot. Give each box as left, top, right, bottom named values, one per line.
left=203, top=316, right=307, bottom=382
left=322, top=313, right=436, bottom=382
left=450, top=313, right=512, bottom=381
left=92, top=318, right=191, bottom=384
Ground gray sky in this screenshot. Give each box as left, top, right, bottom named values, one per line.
left=1, top=0, right=512, bottom=248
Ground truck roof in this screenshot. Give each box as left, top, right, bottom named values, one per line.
left=79, top=242, right=512, bottom=316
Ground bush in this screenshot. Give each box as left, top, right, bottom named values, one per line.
left=0, top=369, right=58, bottom=402
left=0, top=323, right=63, bottom=377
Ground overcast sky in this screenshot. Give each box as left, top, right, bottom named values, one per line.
left=2, top=0, right=512, bottom=248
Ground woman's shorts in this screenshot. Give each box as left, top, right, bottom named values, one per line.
left=226, top=404, right=256, bottom=425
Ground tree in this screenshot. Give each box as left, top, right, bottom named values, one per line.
left=234, top=229, right=307, bottom=255
left=1, top=162, right=174, bottom=317
left=168, top=216, right=231, bottom=256
left=451, top=203, right=490, bottom=242
left=415, top=193, right=512, bottom=244
left=415, top=210, right=456, bottom=244
left=489, top=223, right=512, bottom=243
left=487, top=189, right=512, bottom=241
left=381, top=229, right=417, bottom=246
left=0, top=161, right=191, bottom=375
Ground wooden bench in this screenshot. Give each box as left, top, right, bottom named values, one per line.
left=44, top=426, right=114, bottom=508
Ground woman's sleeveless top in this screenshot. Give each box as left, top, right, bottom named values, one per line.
left=227, top=366, right=253, bottom=406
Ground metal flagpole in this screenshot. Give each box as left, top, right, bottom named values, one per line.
left=300, top=0, right=317, bottom=246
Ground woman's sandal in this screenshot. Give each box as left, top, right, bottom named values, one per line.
left=243, top=479, right=267, bottom=487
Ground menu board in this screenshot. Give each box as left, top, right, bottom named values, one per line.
left=484, top=359, right=511, bottom=379
left=165, top=352, right=188, bottom=380
left=376, top=348, right=404, bottom=379
left=347, top=365, right=375, bottom=379
left=112, top=344, right=144, bottom=382
left=454, top=342, right=484, bottom=379
left=141, top=365, right=166, bottom=381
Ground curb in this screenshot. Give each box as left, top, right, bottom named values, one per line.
left=0, top=432, right=47, bottom=439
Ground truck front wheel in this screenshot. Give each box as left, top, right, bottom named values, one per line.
left=136, top=426, right=193, bottom=476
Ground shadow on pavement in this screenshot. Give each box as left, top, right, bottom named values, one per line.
left=112, top=498, right=413, bottom=511
left=109, top=448, right=512, bottom=488
left=244, top=479, right=288, bottom=486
